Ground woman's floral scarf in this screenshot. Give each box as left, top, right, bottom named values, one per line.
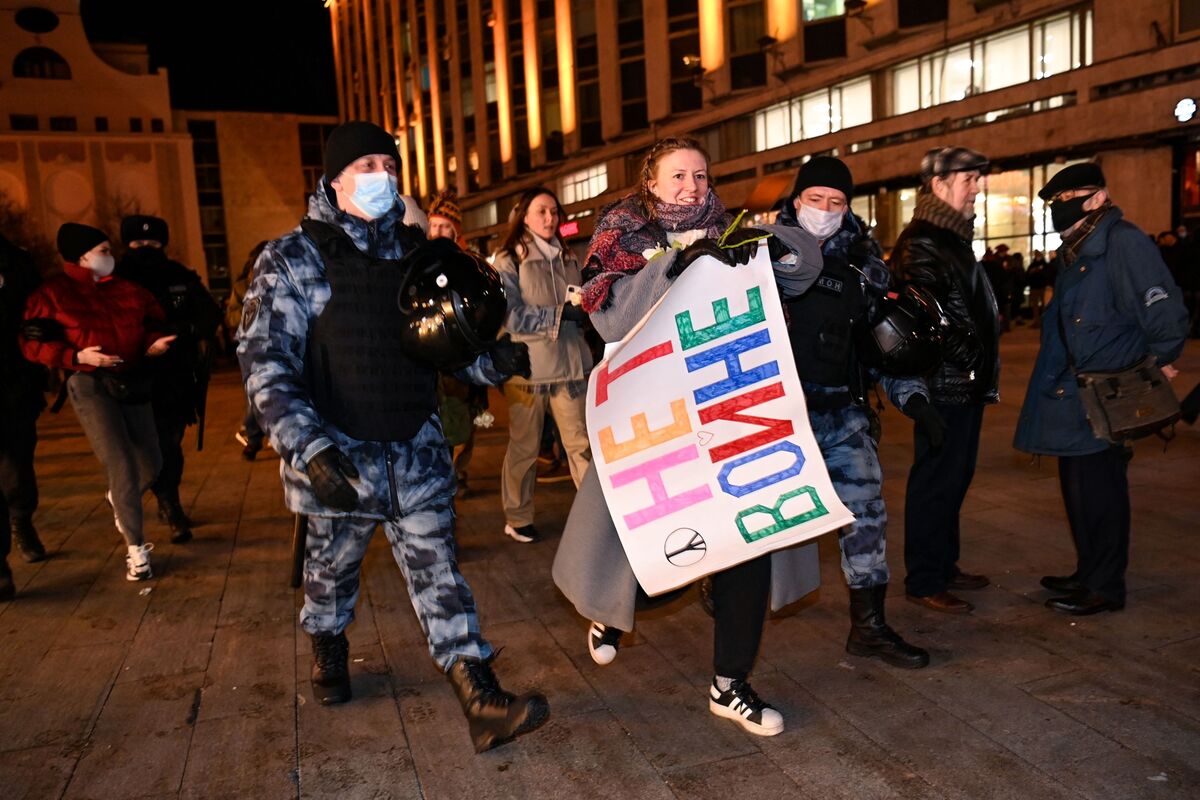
left=580, top=190, right=728, bottom=312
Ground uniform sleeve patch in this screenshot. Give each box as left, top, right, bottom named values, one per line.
left=241, top=297, right=261, bottom=331
left=1144, top=286, right=1169, bottom=308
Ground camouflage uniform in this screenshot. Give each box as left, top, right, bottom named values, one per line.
left=238, top=180, right=505, bottom=671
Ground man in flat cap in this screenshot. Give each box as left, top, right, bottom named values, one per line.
left=116, top=215, right=223, bottom=544
left=1014, top=162, right=1188, bottom=615
left=890, top=146, right=1000, bottom=615
left=237, top=120, right=546, bottom=752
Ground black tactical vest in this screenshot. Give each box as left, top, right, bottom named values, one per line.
left=785, top=257, right=864, bottom=389
left=303, top=219, right=437, bottom=442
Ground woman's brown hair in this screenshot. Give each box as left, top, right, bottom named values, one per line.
left=498, top=186, right=569, bottom=260
left=637, top=136, right=713, bottom=218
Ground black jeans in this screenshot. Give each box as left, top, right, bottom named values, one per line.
left=0, top=410, right=39, bottom=527
left=151, top=406, right=187, bottom=504
left=904, top=403, right=985, bottom=597
left=1059, top=447, right=1130, bottom=603
left=711, top=553, right=772, bottom=680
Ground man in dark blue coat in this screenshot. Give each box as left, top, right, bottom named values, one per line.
left=1014, top=163, right=1188, bottom=615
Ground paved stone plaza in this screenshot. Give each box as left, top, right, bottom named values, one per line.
left=2, top=327, right=1198, bottom=799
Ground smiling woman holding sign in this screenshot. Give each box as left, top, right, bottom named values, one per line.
left=553, top=137, right=826, bottom=737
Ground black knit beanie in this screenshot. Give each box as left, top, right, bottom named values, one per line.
left=57, top=223, right=109, bottom=263
left=323, top=121, right=400, bottom=184
left=790, top=156, right=854, bottom=201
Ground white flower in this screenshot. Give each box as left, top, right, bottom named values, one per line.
left=669, top=229, right=706, bottom=248
left=642, top=246, right=667, bottom=261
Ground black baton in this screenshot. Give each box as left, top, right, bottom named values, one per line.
left=290, top=513, right=307, bottom=588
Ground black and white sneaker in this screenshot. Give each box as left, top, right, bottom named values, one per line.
left=587, top=622, right=622, bottom=665
left=709, top=678, right=784, bottom=736
left=504, top=523, right=541, bottom=543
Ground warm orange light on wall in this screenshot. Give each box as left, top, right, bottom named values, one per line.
left=699, top=0, right=725, bottom=72
left=493, top=3, right=513, bottom=164
left=555, top=0, right=576, bottom=136
left=767, top=0, right=797, bottom=42
left=521, top=0, right=542, bottom=151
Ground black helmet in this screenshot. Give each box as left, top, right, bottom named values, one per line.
left=396, top=238, right=507, bottom=371
left=855, top=284, right=947, bottom=377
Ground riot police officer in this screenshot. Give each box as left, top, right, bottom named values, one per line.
left=116, top=216, right=222, bottom=543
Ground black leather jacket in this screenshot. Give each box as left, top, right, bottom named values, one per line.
left=890, top=219, right=1000, bottom=405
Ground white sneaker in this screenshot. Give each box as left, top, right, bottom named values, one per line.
left=126, top=543, right=154, bottom=582
left=235, top=430, right=250, bottom=447
left=588, top=622, right=622, bottom=666
left=503, top=523, right=541, bottom=543
left=709, top=678, right=784, bottom=736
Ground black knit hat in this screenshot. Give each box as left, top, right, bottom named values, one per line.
left=121, top=214, right=169, bottom=246
left=791, top=156, right=854, bottom=200
left=56, top=223, right=108, bottom=263
left=1038, top=162, right=1106, bottom=201
left=323, top=121, right=400, bottom=184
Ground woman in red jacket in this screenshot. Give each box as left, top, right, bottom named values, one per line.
left=21, top=223, right=175, bottom=581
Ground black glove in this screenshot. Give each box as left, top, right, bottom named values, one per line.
left=561, top=303, right=587, bottom=323
left=722, top=226, right=772, bottom=266
left=766, top=234, right=791, bottom=262
left=20, top=317, right=66, bottom=342
left=306, top=447, right=360, bottom=512
left=489, top=333, right=531, bottom=379
left=667, top=239, right=735, bottom=279
left=903, top=395, right=947, bottom=451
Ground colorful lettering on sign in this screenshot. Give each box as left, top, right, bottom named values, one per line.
left=685, top=329, right=779, bottom=405
left=734, top=485, right=828, bottom=543
left=599, top=399, right=692, bottom=462
left=594, top=340, right=674, bottom=406
left=717, top=441, right=806, bottom=498
left=675, top=288, right=765, bottom=351
left=610, top=444, right=713, bottom=529
left=698, top=382, right=793, bottom=463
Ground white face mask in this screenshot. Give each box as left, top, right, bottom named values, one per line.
left=797, top=204, right=845, bottom=240
left=348, top=171, right=398, bottom=219
left=84, top=253, right=115, bottom=278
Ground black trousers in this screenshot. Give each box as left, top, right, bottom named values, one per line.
left=711, top=553, right=771, bottom=680
left=1058, top=448, right=1130, bottom=603
left=0, top=412, right=39, bottom=525
left=904, top=403, right=985, bottom=597
left=150, top=407, right=187, bottom=504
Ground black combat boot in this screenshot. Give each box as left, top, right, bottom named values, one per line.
left=846, top=585, right=930, bottom=669
left=156, top=496, right=193, bottom=544
left=11, top=519, right=47, bottom=563
left=310, top=632, right=352, bottom=705
left=0, top=558, right=14, bottom=601
left=446, top=657, right=550, bottom=752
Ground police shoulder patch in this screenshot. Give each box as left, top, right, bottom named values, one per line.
left=1144, top=286, right=1169, bottom=308
left=241, top=297, right=261, bottom=331
left=816, top=275, right=844, bottom=294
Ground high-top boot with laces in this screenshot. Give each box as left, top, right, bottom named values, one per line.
left=446, top=657, right=550, bottom=752
left=156, top=496, right=193, bottom=544
left=310, top=632, right=351, bottom=705
left=846, top=584, right=930, bottom=669
left=11, top=519, right=47, bottom=563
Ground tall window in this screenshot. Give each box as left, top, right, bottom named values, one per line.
left=575, top=0, right=602, bottom=147
left=803, top=0, right=844, bottom=21
left=618, top=0, right=648, bottom=131
left=12, top=47, right=70, bottom=79
left=753, top=77, right=872, bottom=152
left=891, top=9, right=1092, bottom=115
left=187, top=120, right=230, bottom=292
left=727, top=0, right=767, bottom=90
left=560, top=164, right=608, bottom=204
left=668, top=0, right=702, bottom=113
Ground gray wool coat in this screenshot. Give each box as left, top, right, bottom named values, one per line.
left=552, top=224, right=825, bottom=631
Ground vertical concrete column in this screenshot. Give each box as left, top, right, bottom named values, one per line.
left=1099, top=147, right=1173, bottom=234
left=426, top=0, right=447, bottom=189
left=555, top=0, right=579, bottom=155
left=406, top=0, right=429, bottom=198
left=766, top=0, right=800, bottom=77
left=644, top=0, right=669, bottom=123
left=354, top=0, right=370, bottom=119
left=698, top=0, right=730, bottom=100
left=361, top=0, right=381, bottom=123
left=595, top=0, right=621, bottom=142
left=492, top=0, right=516, bottom=178
left=376, top=0, right=395, bottom=132
left=390, top=0, right=413, bottom=195
left=467, top=0, right=491, bottom=187
left=521, top=0, right=545, bottom=167
left=330, top=2, right=347, bottom=120
left=445, top=0, right=470, bottom=196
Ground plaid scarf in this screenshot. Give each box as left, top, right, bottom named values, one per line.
left=911, top=192, right=975, bottom=241
left=1057, top=202, right=1113, bottom=267
left=580, top=190, right=728, bottom=312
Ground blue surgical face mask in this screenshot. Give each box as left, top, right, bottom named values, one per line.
left=347, top=170, right=398, bottom=219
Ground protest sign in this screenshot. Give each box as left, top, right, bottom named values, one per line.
left=586, top=250, right=854, bottom=595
